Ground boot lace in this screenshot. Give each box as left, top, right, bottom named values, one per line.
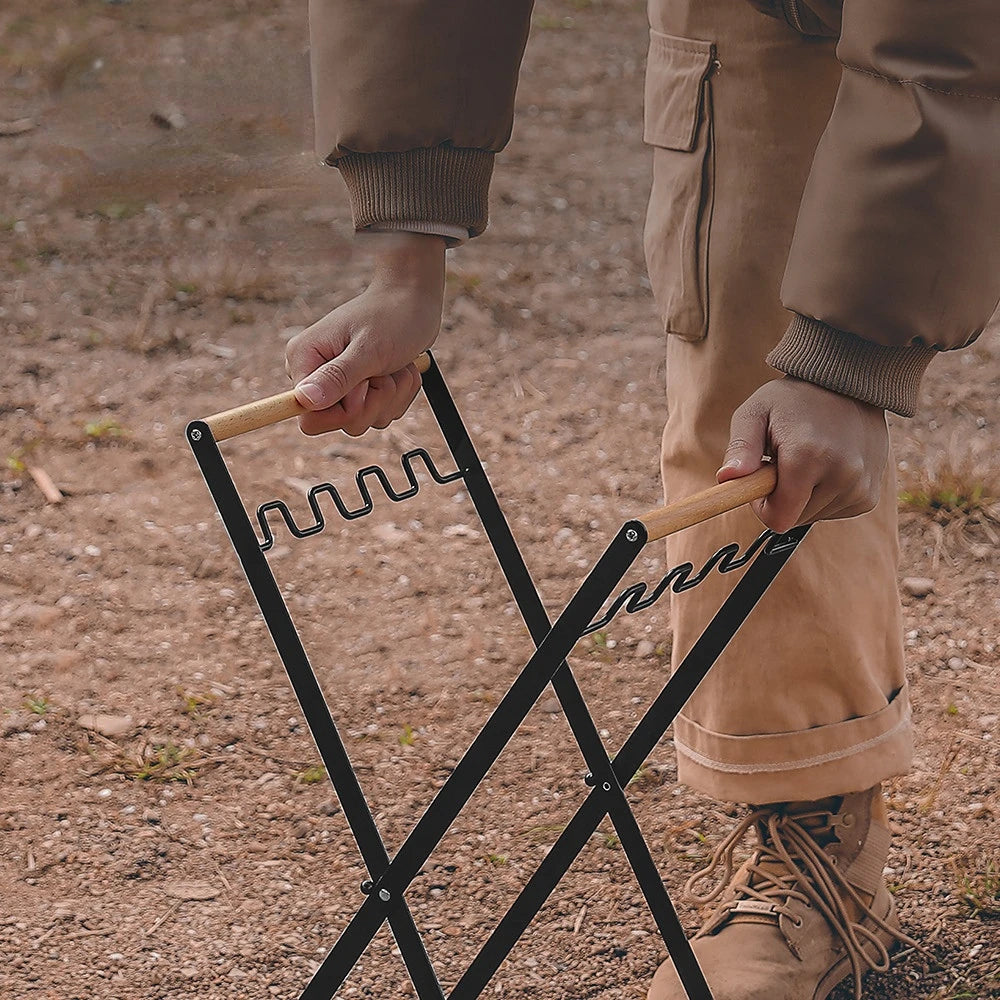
left=684, top=804, right=923, bottom=1000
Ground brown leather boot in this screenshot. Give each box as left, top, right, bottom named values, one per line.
left=648, top=787, right=919, bottom=1000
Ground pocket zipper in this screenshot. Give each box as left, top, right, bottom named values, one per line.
left=781, top=0, right=806, bottom=32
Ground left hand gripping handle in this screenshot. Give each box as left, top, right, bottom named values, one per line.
left=199, top=353, right=431, bottom=441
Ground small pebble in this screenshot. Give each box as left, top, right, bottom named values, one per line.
left=78, top=714, right=134, bottom=739
left=901, top=577, right=934, bottom=598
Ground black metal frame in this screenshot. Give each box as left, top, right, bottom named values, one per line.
left=187, top=353, right=809, bottom=1000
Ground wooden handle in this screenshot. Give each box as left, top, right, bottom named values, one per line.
left=202, top=352, right=432, bottom=441
left=637, top=465, right=777, bottom=542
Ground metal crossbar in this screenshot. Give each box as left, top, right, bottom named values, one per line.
left=187, top=353, right=809, bottom=1000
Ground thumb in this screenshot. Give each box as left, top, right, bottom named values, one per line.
left=293, top=340, right=371, bottom=411
left=717, top=404, right=768, bottom=483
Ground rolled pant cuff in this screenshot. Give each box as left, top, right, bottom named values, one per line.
left=673, top=684, right=913, bottom=804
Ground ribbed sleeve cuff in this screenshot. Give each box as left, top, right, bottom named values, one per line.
left=767, top=315, right=938, bottom=417
left=335, top=146, right=495, bottom=239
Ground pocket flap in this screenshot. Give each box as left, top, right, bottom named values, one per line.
left=643, top=30, right=716, bottom=152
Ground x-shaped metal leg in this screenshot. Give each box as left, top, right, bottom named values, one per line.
left=188, top=353, right=808, bottom=1000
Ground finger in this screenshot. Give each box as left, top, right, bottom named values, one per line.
left=293, top=338, right=371, bottom=411
left=343, top=376, right=395, bottom=436
left=341, top=379, right=371, bottom=417
left=754, top=449, right=820, bottom=533
left=792, top=483, right=842, bottom=528
left=795, top=456, right=880, bottom=525
left=296, top=380, right=370, bottom=436
left=285, top=325, right=344, bottom=384
left=389, top=364, right=422, bottom=422
left=369, top=365, right=422, bottom=430
left=803, top=482, right=881, bottom=525
left=297, top=369, right=419, bottom=437
left=717, top=404, right=769, bottom=483
left=364, top=376, right=396, bottom=431
left=298, top=401, right=350, bottom=436
left=370, top=371, right=411, bottom=429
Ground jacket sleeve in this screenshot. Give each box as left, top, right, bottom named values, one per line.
left=768, top=0, right=1000, bottom=416
left=308, top=0, right=534, bottom=238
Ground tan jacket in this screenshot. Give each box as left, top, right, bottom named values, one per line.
left=308, top=0, right=1000, bottom=415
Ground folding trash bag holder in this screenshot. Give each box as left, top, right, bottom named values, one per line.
left=187, top=352, right=810, bottom=1000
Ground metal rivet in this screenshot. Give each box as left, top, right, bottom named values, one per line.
left=360, top=879, right=373, bottom=895
left=584, top=772, right=595, bottom=787
left=378, top=888, right=391, bottom=902
left=625, top=528, right=639, bottom=543
left=189, top=428, right=202, bottom=441
left=602, top=781, right=612, bottom=793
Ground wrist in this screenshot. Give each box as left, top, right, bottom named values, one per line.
left=365, top=231, right=446, bottom=291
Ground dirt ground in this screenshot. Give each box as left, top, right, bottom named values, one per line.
left=1, top=2, right=998, bottom=999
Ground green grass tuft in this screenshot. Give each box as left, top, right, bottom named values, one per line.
left=296, top=765, right=327, bottom=785
left=84, top=416, right=127, bottom=440
left=117, top=743, right=201, bottom=784
left=24, top=695, right=51, bottom=715
left=899, top=455, right=997, bottom=522
left=953, top=853, right=1000, bottom=918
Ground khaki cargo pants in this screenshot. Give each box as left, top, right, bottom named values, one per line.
left=645, top=0, right=912, bottom=803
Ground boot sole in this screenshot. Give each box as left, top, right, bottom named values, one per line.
left=813, top=891, right=901, bottom=1000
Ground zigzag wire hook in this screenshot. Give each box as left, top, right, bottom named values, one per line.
left=254, top=448, right=465, bottom=551
left=583, top=529, right=776, bottom=635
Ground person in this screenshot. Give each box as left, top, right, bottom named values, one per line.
left=283, top=2, right=1000, bottom=998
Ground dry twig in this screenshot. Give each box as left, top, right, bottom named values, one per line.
left=26, top=465, right=63, bottom=504
left=144, top=899, right=181, bottom=936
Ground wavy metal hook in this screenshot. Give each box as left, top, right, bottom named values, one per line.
left=255, top=448, right=465, bottom=551
left=583, top=529, right=779, bottom=635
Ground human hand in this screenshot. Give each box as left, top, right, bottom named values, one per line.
left=284, top=232, right=446, bottom=436
left=717, top=377, right=889, bottom=533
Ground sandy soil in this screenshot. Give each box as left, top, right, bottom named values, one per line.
left=1, top=2, right=997, bottom=998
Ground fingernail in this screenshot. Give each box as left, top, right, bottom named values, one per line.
left=295, top=381, right=324, bottom=408
left=718, top=458, right=740, bottom=472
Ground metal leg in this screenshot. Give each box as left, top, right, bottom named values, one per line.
left=420, top=359, right=717, bottom=1000
left=188, top=424, right=447, bottom=1000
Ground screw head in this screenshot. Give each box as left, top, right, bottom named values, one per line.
left=378, top=888, right=391, bottom=903
left=360, top=879, right=373, bottom=895
left=625, top=528, right=639, bottom=543
left=189, top=427, right=202, bottom=441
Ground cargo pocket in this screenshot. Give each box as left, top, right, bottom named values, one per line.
left=642, top=30, right=717, bottom=342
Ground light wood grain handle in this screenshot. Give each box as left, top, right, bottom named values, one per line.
left=637, top=465, right=777, bottom=542
left=202, top=352, right=432, bottom=441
